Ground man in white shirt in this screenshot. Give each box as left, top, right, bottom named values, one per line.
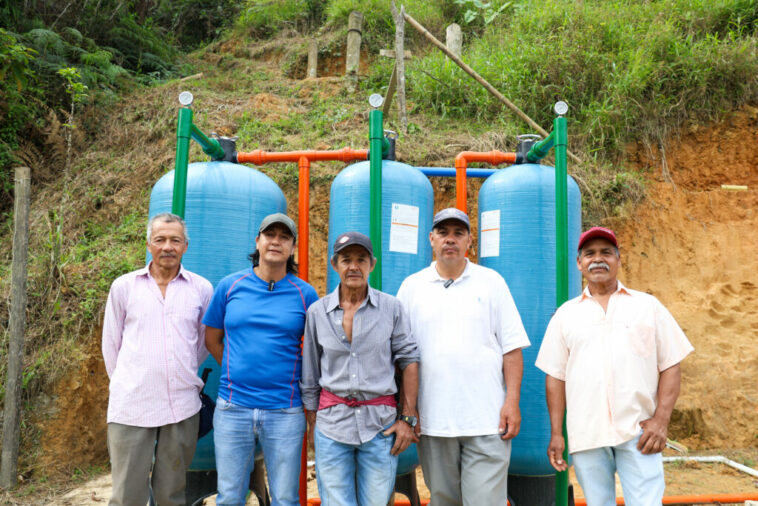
left=396, top=208, right=530, bottom=505
left=536, top=226, right=693, bottom=505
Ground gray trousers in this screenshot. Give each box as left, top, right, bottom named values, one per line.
left=418, top=434, right=511, bottom=506
left=107, top=413, right=199, bottom=506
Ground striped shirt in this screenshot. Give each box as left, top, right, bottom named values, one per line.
left=301, top=286, right=419, bottom=445
left=102, top=263, right=213, bottom=427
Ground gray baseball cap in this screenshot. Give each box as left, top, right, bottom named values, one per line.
left=432, top=208, right=470, bottom=231
left=332, top=231, right=374, bottom=258
left=258, top=213, right=297, bottom=238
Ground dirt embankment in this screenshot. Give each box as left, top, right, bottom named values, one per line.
left=619, top=105, right=758, bottom=449
left=32, top=81, right=757, bottom=483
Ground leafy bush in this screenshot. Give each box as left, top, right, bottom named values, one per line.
left=155, top=0, right=242, bottom=48
left=0, top=29, right=40, bottom=206
left=236, top=0, right=317, bottom=37
left=407, top=0, right=758, bottom=160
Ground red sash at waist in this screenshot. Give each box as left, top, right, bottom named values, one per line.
left=318, top=389, right=397, bottom=410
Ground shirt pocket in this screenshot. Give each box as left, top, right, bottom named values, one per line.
left=624, top=322, right=656, bottom=358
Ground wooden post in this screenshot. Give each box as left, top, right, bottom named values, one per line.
left=390, top=2, right=407, bottom=133
left=0, top=167, right=31, bottom=489
left=446, top=23, right=462, bottom=58
left=345, top=11, right=363, bottom=89
left=307, top=39, right=318, bottom=78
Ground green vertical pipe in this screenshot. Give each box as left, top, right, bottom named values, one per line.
left=369, top=108, right=383, bottom=290
left=173, top=107, right=193, bottom=218
left=554, top=114, right=570, bottom=506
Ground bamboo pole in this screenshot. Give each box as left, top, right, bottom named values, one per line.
left=403, top=11, right=583, bottom=165
left=0, top=167, right=31, bottom=489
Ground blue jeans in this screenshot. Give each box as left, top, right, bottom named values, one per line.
left=213, top=398, right=305, bottom=506
left=314, top=424, right=398, bottom=506
left=572, top=433, right=664, bottom=506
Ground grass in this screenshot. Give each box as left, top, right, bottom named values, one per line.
left=405, top=0, right=758, bottom=162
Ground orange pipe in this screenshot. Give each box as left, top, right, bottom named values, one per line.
left=574, top=493, right=758, bottom=505
left=298, top=156, right=310, bottom=282
left=307, top=494, right=758, bottom=506
left=307, top=501, right=429, bottom=505
left=453, top=151, right=517, bottom=214
left=307, top=499, right=515, bottom=505
left=298, top=435, right=308, bottom=506
left=237, top=147, right=368, bottom=165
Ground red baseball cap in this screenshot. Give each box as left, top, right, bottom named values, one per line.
left=577, top=226, right=618, bottom=251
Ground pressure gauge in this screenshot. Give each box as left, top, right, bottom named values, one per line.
left=368, top=94, right=384, bottom=109
left=178, top=91, right=194, bottom=107
left=554, top=101, right=568, bottom=116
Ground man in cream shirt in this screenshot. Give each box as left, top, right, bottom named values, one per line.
left=536, top=226, right=693, bottom=505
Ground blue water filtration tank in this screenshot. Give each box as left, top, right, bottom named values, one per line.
left=327, top=160, right=434, bottom=296
left=478, top=163, right=582, bottom=476
left=148, top=161, right=286, bottom=469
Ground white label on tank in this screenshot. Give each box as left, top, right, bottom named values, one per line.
left=389, top=203, right=419, bottom=254
left=480, top=209, right=500, bottom=258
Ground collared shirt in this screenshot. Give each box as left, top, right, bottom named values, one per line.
left=300, top=286, right=419, bottom=445
left=102, top=263, right=213, bottom=427
left=535, top=281, right=694, bottom=453
left=396, top=260, right=530, bottom=437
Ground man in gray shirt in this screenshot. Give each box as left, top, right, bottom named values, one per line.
left=301, top=231, right=419, bottom=506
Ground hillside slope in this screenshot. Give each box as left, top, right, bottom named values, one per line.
left=619, top=106, right=758, bottom=449
left=2, top=37, right=756, bottom=483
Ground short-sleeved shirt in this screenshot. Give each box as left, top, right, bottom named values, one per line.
left=202, top=268, right=318, bottom=409
left=396, top=260, right=530, bottom=437
left=535, top=281, right=694, bottom=453
left=300, top=286, right=419, bottom=445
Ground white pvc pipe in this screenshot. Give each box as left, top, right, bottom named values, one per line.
left=662, top=455, right=758, bottom=479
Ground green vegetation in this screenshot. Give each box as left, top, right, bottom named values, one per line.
left=0, top=0, right=238, bottom=213
left=408, top=0, right=758, bottom=159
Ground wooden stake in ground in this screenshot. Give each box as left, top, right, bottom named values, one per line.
left=404, top=11, right=583, bottom=165
left=0, top=167, right=31, bottom=489
left=446, top=23, right=462, bottom=58
left=307, top=39, right=318, bottom=78
left=379, top=50, right=412, bottom=116
left=390, top=1, right=408, bottom=133
left=383, top=64, right=398, bottom=117
left=345, top=11, right=363, bottom=90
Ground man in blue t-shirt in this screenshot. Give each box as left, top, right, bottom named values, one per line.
left=204, top=213, right=318, bottom=506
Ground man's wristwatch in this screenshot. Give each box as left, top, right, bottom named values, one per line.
left=398, top=414, right=418, bottom=428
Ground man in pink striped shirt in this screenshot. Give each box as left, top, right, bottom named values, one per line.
left=102, top=212, right=213, bottom=506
